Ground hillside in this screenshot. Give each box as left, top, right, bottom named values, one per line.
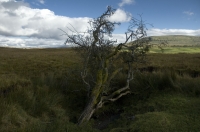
left=149, top=35, right=200, bottom=46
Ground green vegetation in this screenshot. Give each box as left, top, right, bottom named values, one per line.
left=148, top=35, right=200, bottom=54
left=0, top=47, right=200, bottom=131
left=150, top=35, right=200, bottom=46
left=150, top=46, right=200, bottom=54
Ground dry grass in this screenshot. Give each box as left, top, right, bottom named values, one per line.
left=0, top=47, right=200, bottom=131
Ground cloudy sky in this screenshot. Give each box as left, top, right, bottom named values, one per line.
left=0, top=0, right=200, bottom=48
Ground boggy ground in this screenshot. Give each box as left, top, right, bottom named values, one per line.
left=0, top=47, right=200, bottom=131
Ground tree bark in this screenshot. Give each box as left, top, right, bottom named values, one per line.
left=78, top=97, right=96, bottom=125
left=78, top=87, right=131, bottom=126
left=78, top=67, right=133, bottom=126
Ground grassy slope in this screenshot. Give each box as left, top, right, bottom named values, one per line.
left=126, top=35, right=200, bottom=54
left=0, top=47, right=200, bottom=131
left=149, top=35, right=200, bottom=54
left=149, top=35, right=200, bottom=46
left=150, top=46, right=200, bottom=54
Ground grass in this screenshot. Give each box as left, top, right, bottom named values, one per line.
left=149, top=35, right=200, bottom=46
left=0, top=47, right=200, bottom=131
left=104, top=71, right=200, bottom=132
left=109, top=93, right=200, bottom=131
left=150, top=46, right=200, bottom=54
left=0, top=48, right=83, bottom=75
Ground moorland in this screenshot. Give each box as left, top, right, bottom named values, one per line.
left=0, top=35, right=200, bottom=131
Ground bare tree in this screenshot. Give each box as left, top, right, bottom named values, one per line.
left=62, top=6, right=151, bottom=125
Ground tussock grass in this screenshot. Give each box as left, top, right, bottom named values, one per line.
left=104, top=71, right=200, bottom=132
left=0, top=47, right=200, bottom=131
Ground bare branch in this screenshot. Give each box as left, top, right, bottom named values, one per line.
left=61, top=6, right=153, bottom=125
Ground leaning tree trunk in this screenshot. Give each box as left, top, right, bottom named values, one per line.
left=78, top=68, right=104, bottom=125
left=78, top=60, right=133, bottom=125
left=77, top=84, right=132, bottom=126
left=77, top=96, right=97, bottom=125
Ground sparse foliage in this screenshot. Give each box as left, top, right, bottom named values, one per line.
left=63, top=6, right=152, bottom=125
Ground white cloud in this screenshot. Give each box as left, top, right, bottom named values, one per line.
left=147, top=28, right=200, bottom=36
left=0, top=35, right=65, bottom=48
left=0, top=0, right=91, bottom=48
left=118, top=0, right=135, bottom=7
left=109, top=29, right=200, bottom=44
left=0, top=3, right=90, bottom=38
left=108, top=9, right=132, bottom=22
left=0, top=0, right=133, bottom=48
left=0, top=0, right=10, bottom=2
left=112, top=34, right=127, bottom=43
left=38, top=0, right=45, bottom=4
left=183, top=11, right=194, bottom=16
left=0, top=1, right=199, bottom=48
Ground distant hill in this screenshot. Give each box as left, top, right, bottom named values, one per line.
left=149, top=35, right=200, bottom=46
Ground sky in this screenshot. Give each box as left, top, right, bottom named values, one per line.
left=0, top=0, right=200, bottom=48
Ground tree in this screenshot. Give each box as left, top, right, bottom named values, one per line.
left=62, top=6, right=151, bottom=125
